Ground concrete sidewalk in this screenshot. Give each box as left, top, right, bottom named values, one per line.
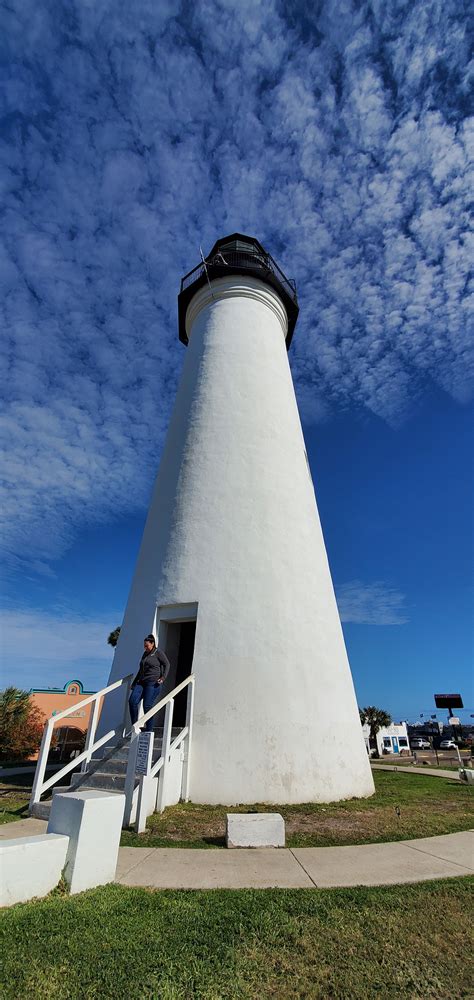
left=2, top=818, right=472, bottom=889
left=115, top=831, right=474, bottom=889
left=371, top=763, right=465, bottom=779
left=0, top=817, right=48, bottom=839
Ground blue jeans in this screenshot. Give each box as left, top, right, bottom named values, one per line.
left=129, top=682, right=162, bottom=732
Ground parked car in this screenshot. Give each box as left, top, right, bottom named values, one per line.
left=410, top=738, right=431, bottom=749
left=439, top=739, right=458, bottom=750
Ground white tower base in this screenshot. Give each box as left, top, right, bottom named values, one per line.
left=103, top=264, right=374, bottom=805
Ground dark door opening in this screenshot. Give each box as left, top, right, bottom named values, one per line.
left=164, top=620, right=196, bottom=728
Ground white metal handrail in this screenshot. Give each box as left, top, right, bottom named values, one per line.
left=29, top=673, right=134, bottom=812
left=123, top=674, right=195, bottom=830
left=130, top=674, right=194, bottom=735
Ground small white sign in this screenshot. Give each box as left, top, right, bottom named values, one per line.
left=450, top=717, right=460, bottom=726
left=136, top=732, right=154, bottom=775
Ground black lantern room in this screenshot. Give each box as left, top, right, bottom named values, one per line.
left=178, top=234, right=299, bottom=350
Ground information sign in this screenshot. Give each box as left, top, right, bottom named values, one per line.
left=434, top=694, right=463, bottom=710
left=136, top=732, right=154, bottom=775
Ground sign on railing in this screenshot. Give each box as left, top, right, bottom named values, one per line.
left=136, top=733, right=153, bottom=775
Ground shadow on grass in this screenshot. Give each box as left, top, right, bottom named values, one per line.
left=120, top=831, right=225, bottom=849
left=0, top=772, right=36, bottom=790
left=203, top=835, right=226, bottom=847
left=0, top=802, right=29, bottom=824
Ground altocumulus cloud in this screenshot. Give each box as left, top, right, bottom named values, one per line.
left=336, top=580, right=409, bottom=625
left=1, top=0, right=472, bottom=571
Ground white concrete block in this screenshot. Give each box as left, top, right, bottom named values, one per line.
left=47, top=790, right=125, bottom=894
left=459, top=768, right=474, bottom=785
left=0, top=834, right=69, bottom=906
left=226, top=813, right=285, bottom=848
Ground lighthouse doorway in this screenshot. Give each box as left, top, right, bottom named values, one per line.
left=164, top=621, right=196, bottom=727
left=157, top=607, right=197, bottom=728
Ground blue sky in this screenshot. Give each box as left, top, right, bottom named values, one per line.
left=1, top=0, right=473, bottom=724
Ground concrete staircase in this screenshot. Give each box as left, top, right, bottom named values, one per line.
left=30, top=728, right=181, bottom=822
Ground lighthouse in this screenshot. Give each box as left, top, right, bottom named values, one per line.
left=104, top=234, right=374, bottom=804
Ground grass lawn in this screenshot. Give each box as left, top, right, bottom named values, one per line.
left=2, top=769, right=473, bottom=847
left=1, top=878, right=473, bottom=999
left=0, top=771, right=38, bottom=826
left=0, top=799, right=28, bottom=825
left=120, top=770, right=474, bottom=849
left=0, top=768, right=67, bottom=825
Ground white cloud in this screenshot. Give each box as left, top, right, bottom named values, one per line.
left=0, top=607, right=121, bottom=690
left=0, top=0, right=472, bottom=573
left=336, top=581, right=409, bottom=625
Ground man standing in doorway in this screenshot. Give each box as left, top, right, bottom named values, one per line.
left=129, top=634, right=170, bottom=732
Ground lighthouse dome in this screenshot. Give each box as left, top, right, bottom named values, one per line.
left=178, top=233, right=299, bottom=349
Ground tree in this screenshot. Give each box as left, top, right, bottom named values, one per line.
left=359, top=705, right=392, bottom=758
left=0, top=687, right=46, bottom=761
left=107, top=626, right=121, bottom=648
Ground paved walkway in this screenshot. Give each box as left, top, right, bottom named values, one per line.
left=115, top=832, right=474, bottom=889
left=2, top=818, right=472, bottom=889
left=0, top=817, right=48, bottom=839
left=371, top=763, right=464, bottom=779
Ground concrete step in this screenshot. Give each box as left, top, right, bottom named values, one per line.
left=94, top=758, right=128, bottom=775
left=90, top=751, right=163, bottom=771
left=91, top=728, right=181, bottom=764
left=92, top=743, right=169, bottom=766
left=77, top=771, right=126, bottom=792
left=29, top=726, right=184, bottom=817
left=96, top=749, right=129, bottom=762
left=30, top=800, right=52, bottom=820
left=30, top=776, right=127, bottom=819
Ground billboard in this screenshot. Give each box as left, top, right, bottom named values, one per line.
left=434, top=694, right=463, bottom=709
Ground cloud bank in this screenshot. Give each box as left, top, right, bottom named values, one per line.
left=336, top=580, right=409, bottom=625
left=1, top=0, right=472, bottom=569
left=0, top=607, right=117, bottom=689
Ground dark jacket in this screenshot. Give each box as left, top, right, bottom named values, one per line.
left=132, top=647, right=170, bottom=687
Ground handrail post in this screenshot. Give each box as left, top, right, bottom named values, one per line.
left=181, top=677, right=195, bottom=802
left=135, top=775, right=146, bottom=834
left=121, top=676, right=132, bottom=736
left=81, top=696, right=100, bottom=773
left=123, top=730, right=139, bottom=827
left=29, top=720, right=53, bottom=811
left=156, top=699, right=174, bottom=813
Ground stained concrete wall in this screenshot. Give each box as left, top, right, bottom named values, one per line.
left=0, top=835, right=69, bottom=906
left=48, top=790, right=124, bottom=894
left=102, top=275, right=374, bottom=804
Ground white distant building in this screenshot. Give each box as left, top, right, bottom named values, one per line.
left=102, top=234, right=375, bottom=805
left=362, top=722, right=410, bottom=756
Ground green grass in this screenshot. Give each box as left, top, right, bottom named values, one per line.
left=121, top=770, right=474, bottom=849
left=0, top=771, right=37, bottom=825
left=2, top=769, right=473, bottom=851
left=0, top=769, right=57, bottom=824
left=0, top=799, right=29, bottom=825
left=1, top=878, right=473, bottom=999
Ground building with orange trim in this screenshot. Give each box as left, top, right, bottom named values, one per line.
left=29, top=679, right=98, bottom=760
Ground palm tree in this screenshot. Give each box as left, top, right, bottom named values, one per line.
left=107, top=626, right=121, bottom=648
left=359, top=705, right=392, bottom=758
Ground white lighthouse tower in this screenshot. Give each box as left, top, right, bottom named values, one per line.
left=104, top=234, right=374, bottom=804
